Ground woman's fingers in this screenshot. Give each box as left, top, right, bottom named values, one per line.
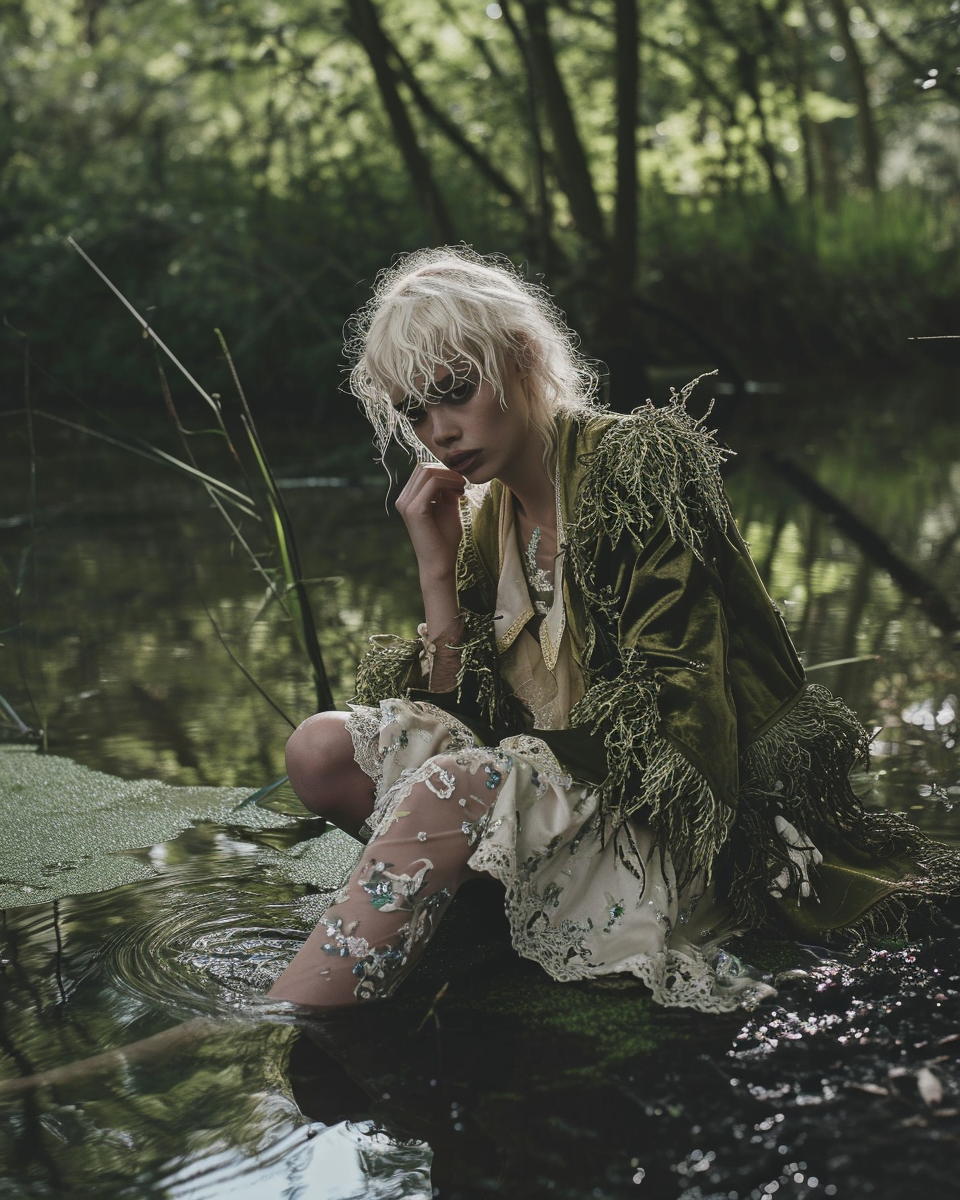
left=395, top=465, right=466, bottom=579
left=397, top=464, right=465, bottom=502
left=396, top=465, right=466, bottom=518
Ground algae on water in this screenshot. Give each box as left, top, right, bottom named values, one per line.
left=0, top=747, right=359, bottom=907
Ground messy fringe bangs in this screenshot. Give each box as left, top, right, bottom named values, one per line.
left=345, top=247, right=601, bottom=468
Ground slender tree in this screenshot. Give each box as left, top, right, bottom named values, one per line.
left=514, top=0, right=607, bottom=249
left=344, top=0, right=455, bottom=243
left=826, top=0, right=881, bottom=193
left=612, top=0, right=640, bottom=298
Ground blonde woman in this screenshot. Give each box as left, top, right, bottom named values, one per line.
left=270, top=247, right=960, bottom=1013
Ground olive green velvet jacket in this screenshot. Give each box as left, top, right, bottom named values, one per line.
left=355, top=393, right=960, bottom=940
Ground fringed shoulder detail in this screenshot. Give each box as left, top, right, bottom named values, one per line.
left=567, top=648, right=733, bottom=889
left=573, top=376, right=731, bottom=558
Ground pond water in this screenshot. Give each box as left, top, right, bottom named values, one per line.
left=1, top=371, right=959, bottom=1199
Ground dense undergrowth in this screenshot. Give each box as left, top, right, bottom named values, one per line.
left=3, top=185, right=957, bottom=431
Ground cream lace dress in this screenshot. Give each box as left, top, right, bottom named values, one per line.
left=345, top=501, right=773, bottom=1012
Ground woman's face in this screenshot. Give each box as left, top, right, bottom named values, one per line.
left=395, top=354, right=535, bottom=486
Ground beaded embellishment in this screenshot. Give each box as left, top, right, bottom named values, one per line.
left=523, top=526, right=554, bottom=617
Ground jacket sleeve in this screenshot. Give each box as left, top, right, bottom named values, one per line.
left=558, top=392, right=806, bottom=885
left=351, top=495, right=527, bottom=741
left=565, top=513, right=740, bottom=887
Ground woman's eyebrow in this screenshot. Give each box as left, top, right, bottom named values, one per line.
left=392, top=367, right=463, bottom=411
left=426, top=370, right=456, bottom=398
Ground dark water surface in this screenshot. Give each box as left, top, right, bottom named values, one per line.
left=1, top=372, right=959, bottom=1198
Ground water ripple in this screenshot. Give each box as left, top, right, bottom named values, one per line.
left=95, top=859, right=309, bottom=1016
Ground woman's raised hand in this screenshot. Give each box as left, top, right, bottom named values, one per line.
left=395, top=463, right=466, bottom=585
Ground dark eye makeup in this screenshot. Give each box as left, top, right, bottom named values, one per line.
left=438, top=374, right=478, bottom=403
left=394, top=369, right=480, bottom=424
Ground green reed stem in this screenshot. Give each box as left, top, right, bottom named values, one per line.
left=67, top=238, right=338, bottom=717
left=216, top=329, right=335, bottom=714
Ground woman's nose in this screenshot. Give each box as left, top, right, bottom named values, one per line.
left=427, top=409, right=459, bottom=447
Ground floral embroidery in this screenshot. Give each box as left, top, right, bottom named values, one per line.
left=344, top=698, right=774, bottom=1012
left=321, top=917, right=371, bottom=959
left=425, top=768, right=456, bottom=799
left=360, top=858, right=433, bottom=913
left=603, top=896, right=626, bottom=933
left=351, top=888, right=453, bottom=1003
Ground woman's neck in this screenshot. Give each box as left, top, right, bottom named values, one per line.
left=499, top=440, right=556, bottom=533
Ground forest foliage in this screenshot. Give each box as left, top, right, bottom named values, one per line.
left=2, top=0, right=958, bottom=419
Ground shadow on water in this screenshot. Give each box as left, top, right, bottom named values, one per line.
left=0, top=370, right=959, bottom=1198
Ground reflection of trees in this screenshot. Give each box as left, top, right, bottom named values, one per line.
left=764, top=450, right=960, bottom=642
left=4, top=372, right=959, bottom=801
left=0, top=839, right=324, bottom=1193
left=727, top=401, right=960, bottom=817
left=1, top=436, right=423, bottom=785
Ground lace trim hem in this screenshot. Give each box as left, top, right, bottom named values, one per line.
left=468, top=841, right=775, bottom=1013
left=345, top=705, right=384, bottom=787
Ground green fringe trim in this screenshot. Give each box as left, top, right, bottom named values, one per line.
left=571, top=377, right=731, bottom=560
left=742, top=683, right=871, bottom=833
left=453, top=606, right=528, bottom=736
left=568, top=649, right=731, bottom=889
left=726, top=682, right=960, bottom=936
left=352, top=635, right=421, bottom=707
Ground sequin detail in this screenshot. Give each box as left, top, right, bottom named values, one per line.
left=360, top=858, right=433, bottom=913
left=346, top=698, right=774, bottom=1012
left=603, top=896, right=626, bottom=933
left=425, top=768, right=456, bottom=799
left=351, top=888, right=453, bottom=1003
left=321, top=917, right=371, bottom=959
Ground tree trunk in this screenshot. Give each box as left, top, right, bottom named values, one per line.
left=811, top=119, right=839, bottom=212
left=384, top=34, right=528, bottom=212
left=345, top=0, right=455, bottom=244
left=603, top=0, right=645, bottom=408
left=826, top=0, right=881, bottom=193
left=612, top=0, right=639, bottom=302
left=515, top=0, right=607, bottom=249
left=500, top=0, right=559, bottom=274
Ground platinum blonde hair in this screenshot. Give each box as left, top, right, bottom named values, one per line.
left=345, top=246, right=601, bottom=468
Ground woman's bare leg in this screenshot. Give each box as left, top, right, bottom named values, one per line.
left=285, top=711, right=375, bottom=839
left=268, top=752, right=502, bottom=1009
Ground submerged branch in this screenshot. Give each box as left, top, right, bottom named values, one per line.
left=0, top=1018, right=223, bottom=1097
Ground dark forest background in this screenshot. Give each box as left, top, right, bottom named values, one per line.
left=1, top=0, right=958, bottom=431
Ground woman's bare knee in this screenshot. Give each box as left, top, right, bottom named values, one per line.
left=285, top=712, right=373, bottom=833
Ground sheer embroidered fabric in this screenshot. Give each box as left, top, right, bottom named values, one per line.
left=343, top=700, right=774, bottom=1011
